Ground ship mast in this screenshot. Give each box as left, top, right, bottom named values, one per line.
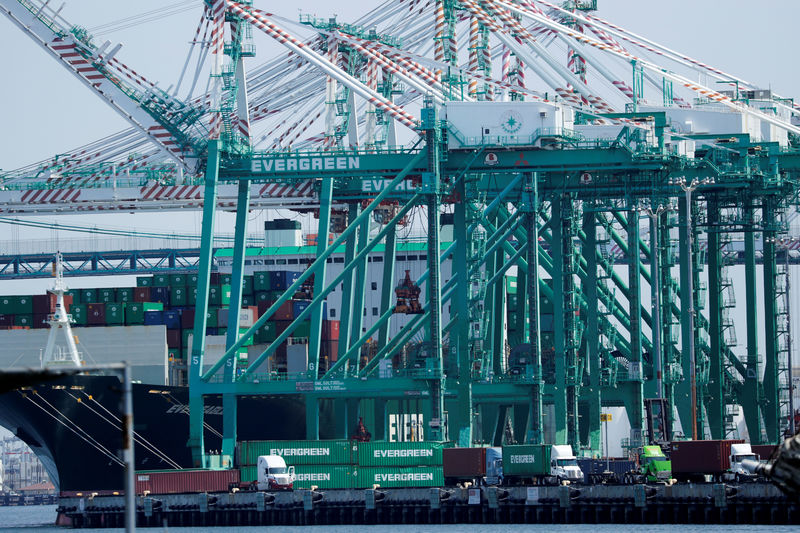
left=42, top=252, right=82, bottom=367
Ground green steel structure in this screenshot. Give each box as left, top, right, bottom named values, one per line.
left=5, top=0, right=800, bottom=470
left=178, top=1, right=800, bottom=468
left=185, top=96, right=800, bottom=465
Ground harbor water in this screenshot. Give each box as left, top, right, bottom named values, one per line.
left=0, top=505, right=797, bottom=532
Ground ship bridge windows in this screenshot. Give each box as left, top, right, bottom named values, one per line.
left=371, top=282, right=378, bottom=290
left=276, top=259, right=287, bottom=265
left=333, top=257, right=344, bottom=263
left=373, top=257, right=383, bottom=263
left=265, top=259, right=275, bottom=265
left=288, top=259, right=299, bottom=264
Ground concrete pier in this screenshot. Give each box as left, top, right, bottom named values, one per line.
left=56, top=483, right=799, bottom=528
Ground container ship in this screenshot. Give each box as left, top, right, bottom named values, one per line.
left=0, top=224, right=468, bottom=493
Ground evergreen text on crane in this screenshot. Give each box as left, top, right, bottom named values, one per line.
left=251, top=155, right=361, bottom=173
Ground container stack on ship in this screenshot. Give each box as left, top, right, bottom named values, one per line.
left=2, top=0, right=800, bottom=526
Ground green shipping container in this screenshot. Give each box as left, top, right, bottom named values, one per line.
left=240, top=440, right=354, bottom=466
left=220, top=274, right=232, bottom=285
left=64, top=290, right=80, bottom=304
left=99, top=289, right=115, bottom=303
left=0, top=296, right=13, bottom=314
left=126, top=302, right=164, bottom=324
left=125, top=303, right=145, bottom=325
left=354, top=466, right=444, bottom=488
left=206, top=307, right=219, bottom=328
left=209, top=285, right=231, bottom=306
left=105, top=303, right=125, bottom=325
left=255, top=321, right=277, bottom=344
left=242, top=276, right=254, bottom=296
left=14, top=314, right=33, bottom=327
left=501, top=444, right=550, bottom=476
left=242, top=295, right=254, bottom=307
left=80, top=289, right=97, bottom=304
left=294, top=465, right=353, bottom=489
left=136, top=276, right=154, bottom=287
left=70, top=304, right=88, bottom=325
left=170, top=287, right=188, bottom=307
left=188, top=274, right=199, bottom=286
left=153, top=274, right=170, bottom=287
left=188, top=287, right=197, bottom=306
left=356, top=441, right=446, bottom=467
left=292, top=320, right=311, bottom=338
left=254, top=272, right=270, bottom=291
left=254, top=291, right=272, bottom=303
left=13, top=296, right=34, bottom=314
left=240, top=465, right=257, bottom=483
left=169, top=274, right=186, bottom=287
left=116, top=288, right=134, bottom=303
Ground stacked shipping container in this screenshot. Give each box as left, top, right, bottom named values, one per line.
left=238, top=440, right=447, bottom=489
left=0, top=269, right=340, bottom=384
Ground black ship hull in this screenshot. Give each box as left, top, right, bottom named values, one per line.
left=0, top=374, right=306, bottom=493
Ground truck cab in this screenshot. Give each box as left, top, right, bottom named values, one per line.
left=550, top=445, right=583, bottom=483
left=728, top=443, right=759, bottom=481
left=256, top=455, right=295, bottom=491
left=639, top=445, right=672, bottom=483
left=485, top=447, right=503, bottom=486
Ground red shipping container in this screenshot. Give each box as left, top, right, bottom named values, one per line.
left=134, top=287, right=151, bottom=302
left=135, top=469, right=239, bottom=495
left=322, top=320, right=340, bottom=340
left=86, top=303, right=106, bottom=325
left=166, top=329, right=181, bottom=348
left=275, top=300, right=293, bottom=321
left=257, top=300, right=276, bottom=316
left=0, top=315, right=13, bottom=327
left=752, top=444, right=778, bottom=461
left=210, top=272, right=221, bottom=285
left=669, top=439, right=745, bottom=477
left=181, top=309, right=195, bottom=329
left=273, top=320, right=291, bottom=337
left=443, top=447, right=487, bottom=478
left=32, top=294, right=53, bottom=314
left=63, top=294, right=73, bottom=312
left=32, top=314, right=49, bottom=329
left=322, top=339, right=339, bottom=362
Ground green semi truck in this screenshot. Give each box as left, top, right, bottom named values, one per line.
left=636, top=445, right=672, bottom=483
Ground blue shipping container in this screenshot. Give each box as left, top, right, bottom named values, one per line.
left=151, top=286, right=170, bottom=305
left=269, top=270, right=302, bottom=291
left=292, top=300, right=311, bottom=319
left=144, top=311, right=164, bottom=325
left=163, top=310, right=181, bottom=330
left=576, top=458, right=636, bottom=484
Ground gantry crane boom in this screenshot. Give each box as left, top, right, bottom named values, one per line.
left=0, top=0, right=210, bottom=171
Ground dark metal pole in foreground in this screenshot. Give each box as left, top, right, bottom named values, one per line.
left=123, top=363, right=135, bottom=532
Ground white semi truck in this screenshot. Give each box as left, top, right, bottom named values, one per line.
left=256, top=455, right=295, bottom=491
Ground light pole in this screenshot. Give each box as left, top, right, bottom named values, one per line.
left=639, top=203, right=677, bottom=401
left=767, top=236, right=796, bottom=437
left=669, top=176, right=714, bottom=440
